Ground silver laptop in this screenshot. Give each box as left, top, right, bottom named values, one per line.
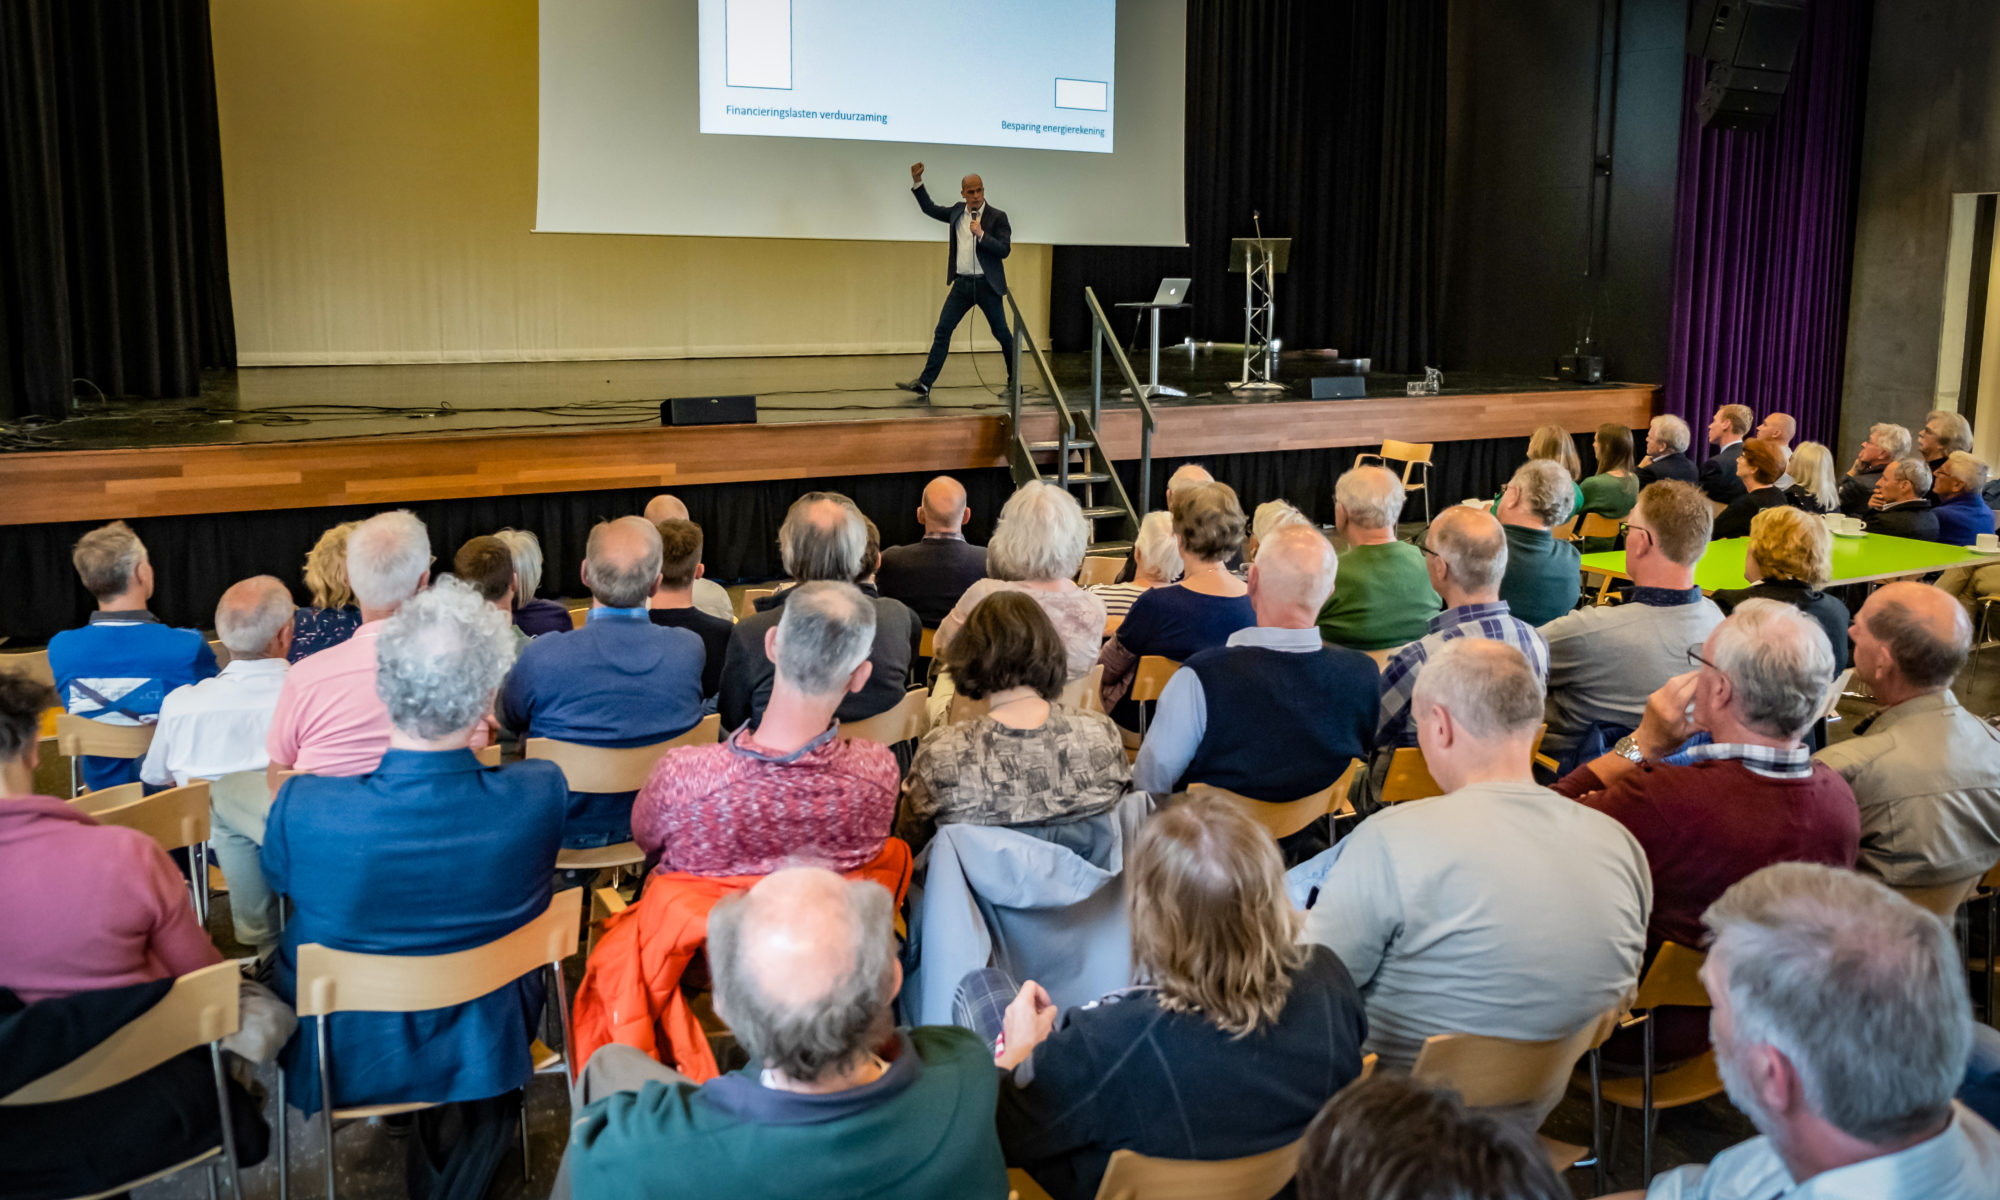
left=1150, top=277, right=1191, bottom=305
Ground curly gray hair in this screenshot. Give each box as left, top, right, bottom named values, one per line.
left=374, top=576, right=518, bottom=739
left=1509, top=459, right=1577, bottom=528
left=987, top=481, right=1090, bottom=582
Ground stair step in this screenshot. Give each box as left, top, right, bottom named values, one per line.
left=1081, top=505, right=1129, bottom=521
left=1042, top=471, right=1112, bottom=485
left=1027, top=439, right=1094, bottom=453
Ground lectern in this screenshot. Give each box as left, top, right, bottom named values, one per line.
left=1227, top=237, right=1289, bottom=391
left=1114, top=290, right=1193, bottom=398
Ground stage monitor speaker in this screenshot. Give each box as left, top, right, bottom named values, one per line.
left=1557, top=354, right=1607, bottom=385
left=1690, top=0, right=1804, bottom=131
left=661, top=395, right=758, bottom=426
left=1308, top=376, right=1366, bottom=400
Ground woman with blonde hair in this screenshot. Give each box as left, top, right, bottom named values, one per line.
left=290, top=520, right=363, bottom=661
left=1783, top=440, right=1840, bottom=514
left=1491, top=425, right=1585, bottom=519
left=974, top=797, right=1368, bottom=1200
left=1713, top=505, right=1849, bottom=667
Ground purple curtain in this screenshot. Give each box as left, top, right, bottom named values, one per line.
left=1664, top=0, right=1873, bottom=454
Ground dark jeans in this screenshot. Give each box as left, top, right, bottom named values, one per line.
left=920, top=276, right=1015, bottom=387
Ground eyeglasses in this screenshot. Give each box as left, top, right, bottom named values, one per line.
left=1686, top=645, right=1719, bottom=672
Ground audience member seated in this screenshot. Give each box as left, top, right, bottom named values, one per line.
left=1495, top=459, right=1582, bottom=625
left=718, top=493, right=921, bottom=732
left=1699, top=404, right=1753, bottom=505
left=1816, top=582, right=2000, bottom=891
left=898, top=593, right=1127, bottom=853
left=647, top=518, right=734, bottom=701
left=1631, top=864, right=1999, bottom=1199
left=1245, top=498, right=1312, bottom=563
left=1840, top=421, right=1914, bottom=515
left=1519, top=423, right=1587, bottom=518
left=1782, top=440, right=1840, bottom=514
left=562, top=867, right=1009, bottom=1200
left=937, top=481, right=1107, bottom=689
left=1134, top=525, right=1373, bottom=826
left=638, top=582, right=898, bottom=876
left=1553, top=599, right=1858, bottom=1063
left=641, top=493, right=736, bottom=623
left=1921, top=408, right=1975, bottom=477
left=1100, top=481, right=1254, bottom=722
left=1296, top=1076, right=1570, bottom=1200
left=1541, top=481, right=1724, bottom=764
left=1755, top=410, right=1796, bottom=454
left=1712, top=439, right=1792, bottom=540
left=1315, top=466, right=1440, bottom=650
left=1864, top=458, right=1942, bottom=541
left=979, top=799, right=1367, bottom=1200
left=1111, top=462, right=1213, bottom=584
left=1580, top=421, right=1641, bottom=549
left=1932, top=452, right=1995, bottom=546
left=265, top=510, right=432, bottom=787
left=1713, top=507, right=1851, bottom=667
left=453, top=534, right=530, bottom=650
left=494, top=527, right=572, bottom=636
left=263, top=578, right=565, bottom=1118
left=139, top=576, right=294, bottom=956
left=1378, top=506, right=1547, bottom=749
left=500, top=517, right=704, bottom=849
left=1637, top=414, right=1699, bottom=486
left=1088, top=510, right=1180, bottom=619
left=290, top=519, right=362, bottom=661
left=875, top=475, right=988, bottom=627
left=1301, top=640, right=1648, bottom=1093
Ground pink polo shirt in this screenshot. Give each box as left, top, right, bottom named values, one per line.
left=266, top=620, right=391, bottom=776
left=0, top=796, right=222, bottom=1004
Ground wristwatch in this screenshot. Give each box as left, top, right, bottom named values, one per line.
left=1612, top=735, right=1647, bottom=764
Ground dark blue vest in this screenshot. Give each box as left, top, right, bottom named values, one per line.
left=1176, top=644, right=1379, bottom=801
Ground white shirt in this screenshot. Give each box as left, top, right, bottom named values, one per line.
left=956, top=204, right=985, bottom=277
left=139, top=657, right=289, bottom=787
left=1646, top=1104, right=2000, bottom=1199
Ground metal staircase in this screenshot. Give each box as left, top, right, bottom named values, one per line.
left=1001, top=288, right=1157, bottom=561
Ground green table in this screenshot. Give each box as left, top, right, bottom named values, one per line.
left=1579, top=533, right=1993, bottom=593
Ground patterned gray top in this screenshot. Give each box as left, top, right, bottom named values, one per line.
left=898, top=705, right=1132, bottom=849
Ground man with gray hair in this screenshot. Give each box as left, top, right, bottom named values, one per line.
left=561, top=866, right=1008, bottom=1199
left=718, top=492, right=921, bottom=733
left=637, top=582, right=901, bottom=878
left=499, top=516, right=706, bottom=849
left=1921, top=409, right=1976, bottom=473
left=640, top=493, right=736, bottom=623
left=1624, top=864, right=2000, bottom=1199
left=1816, top=582, right=2000, bottom=892
left=1637, top=414, right=1698, bottom=486
left=1316, top=464, right=1441, bottom=649
left=1865, top=458, right=1942, bottom=541
left=1931, top=451, right=1995, bottom=546
left=1495, top=458, right=1581, bottom=625
left=48, top=519, right=218, bottom=789
left=262, top=577, right=566, bottom=1124
left=1841, top=421, right=1916, bottom=515
left=139, top=576, right=295, bottom=954
left=1303, top=639, right=1649, bottom=1096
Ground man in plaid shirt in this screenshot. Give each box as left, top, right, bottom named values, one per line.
left=1377, top=505, right=1549, bottom=748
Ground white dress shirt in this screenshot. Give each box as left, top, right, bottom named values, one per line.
left=956, top=205, right=985, bottom=277
left=140, top=657, right=289, bottom=787
left=1645, top=1104, right=2000, bottom=1198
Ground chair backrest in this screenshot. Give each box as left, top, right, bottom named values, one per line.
left=739, top=587, right=777, bottom=620
left=837, top=687, right=931, bottom=745
left=568, top=606, right=588, bottom=630
left=1551, top=516, right=1579, bottom=541
left=1380, top=725, right=1548, bottom=805
left=0, top=648, right=55, bottom=686
left=1103, top=614, right=1125, bottom=639
left=474, top=743, right=502, bottom=767
left=919, top=627, right=937, bottom=659
left=295, top=888, right=583, bottom=1018
left=1821, top=667, right=1855, bottom=721
left=1578, top=512, right=1624, bottom=540
left=1632, top=942, right=1711, bottom=1011
left=55, top=713, right=156, bottom=761
left=1093, top=1137, right=1303, bottom=1200
left=947, top=666, right=1105, bottom=725
left=70, top=780, right=211, bottom=853
left=1892, top=876, right=1983, bottom=920
left=1410, top=1007, right=1619, bottom=1115
left=1129, top=657, right=1181, bottom=704
left=1078, top=556, right=1125, bottom=588
left=1, top=960, right=240, bottom=1106
left=1379, top=439, right=1434, bottom=466
left=524, top=714, right=719, bottom=793
left=1362, top=644, right=1405, bottom=670
left=1184, top=773, right=1350, bottom=840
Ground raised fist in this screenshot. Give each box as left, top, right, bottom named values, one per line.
left=910, top=162, right=925, bottom=185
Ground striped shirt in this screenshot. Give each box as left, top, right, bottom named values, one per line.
left=1088, top=582, right=1155, bottom=620
left=1377, top=601, right=1549, bottom=746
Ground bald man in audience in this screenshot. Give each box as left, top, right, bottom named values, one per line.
left=1816, top=582, right=2000, bottom=891
left=499, top=516, right=706, bottom=849
left=1109, top=463, right=1218, bottom=585
left=561, top=867, right=1009, bottom=1200
left=876, top=475, right=989, bottom=627
left=641, top=493, right=736, bottom=622
left=1755, top=412, right=1797, bottom=488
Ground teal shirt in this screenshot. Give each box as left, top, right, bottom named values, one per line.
left=566, top=1026, right=1010, bottom=1200
left=1577, top=472, right=1640, bottom=553
left=1316, top=540, right=1442, bottom=650
left=1499, top=523, right=1582, bottom=626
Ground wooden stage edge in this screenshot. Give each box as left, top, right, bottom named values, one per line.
left=0, top=385, right=1656, bottom=528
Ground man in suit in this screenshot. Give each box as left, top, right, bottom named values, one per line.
left=1698, top=404, right=1752, bottom=505
left=1635, top=415, right=1699, bottom=487
left=1863, top=458, right=1942, bottom=541
left=897, top=163, right=1014, bottom=399
left=875, top=476, right=987, bottom=627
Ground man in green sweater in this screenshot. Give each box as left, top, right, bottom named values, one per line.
left=1496, top=459, right=1582, bottom=625
left=561, top=867, right=1010, bottom=1200
left=1317, top=465, right=1442, bottom=650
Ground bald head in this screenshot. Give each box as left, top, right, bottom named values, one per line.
left=919, top=475, right=969, bottom=534
left=584, top=516, right=664, bottom=608
left=1424, top=506, right=1508, bottom=600
left=1856, top=582, right=1971, bottom=696
left=1165, top=463, right=1214, bottom=505
left=642, top=494, right=689, bottom=523
left=1756, top=412, right=1796, bottom=447
left=214, top=575, right=296, bottom=658
left=1249, top=525, right=1338, bottom=627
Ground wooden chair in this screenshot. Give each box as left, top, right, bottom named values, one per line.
left=1, top=960, right=245, bottom=1199
left=1362, top=644, right=1405, bottom=670
left=1578, top=512, right=1624, bottom=543
left=69, top=780, right=214, bottom=922
left=919, top=627, right=936, bottom=659
left=1574, top=942, right=1720, bottom=1185
left=1077, top=555, right=1126, bottom=588
left=474, top=743, right=502, bottom=767
left=1184, top=768, right=1357, bottom=840
left=529, top=714, right=721, bottom=875
left=946, top=666, right=1105, bottom=725
left=1358, top=439, right=1435, bottom=524
left=567, top=606, right=588, bottom=630
left=55, top=712, right=156, bottom=798
left=1552, top=516, right=1579, bottom=542
left=838, top=687, right=931, bottom=746
left=1120, top=657, right=1183, bottom=758
left=738, top=587, right=777, bottom=620
left=1380, top=726, right=1551, bottom=804
left=1103, top=613, right=1125, bottom=639
left=286, top=888, right=583, bottom=1200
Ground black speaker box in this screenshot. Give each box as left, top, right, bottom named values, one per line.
left=1557, top=354, right=1607, bottom=385
left=1688, top=0, right=1804, bottom=70
left=1698, top=66, right=1790, bottom=130
left=1308, top=376, right=1366, bottom=400
left=661, top=395, right=758, bottom=426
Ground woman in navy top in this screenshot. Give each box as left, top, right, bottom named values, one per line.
left=289, top=520, right=363, bottom=662
left=1098, top=481, right=1255, bottom=728
left=496, top=527, right=575, bottom=637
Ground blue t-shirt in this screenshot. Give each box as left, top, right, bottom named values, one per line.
left=48, top=612, right=218, bottom=789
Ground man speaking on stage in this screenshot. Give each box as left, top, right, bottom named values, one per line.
left=896, top=162, right=1015, bottom=399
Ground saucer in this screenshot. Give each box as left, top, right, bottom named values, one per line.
left=1968, top=545, right=2000, bottom=555
left=1830, top=529, right=1867, bottom=539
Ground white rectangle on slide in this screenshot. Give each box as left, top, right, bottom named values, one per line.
left=1053, top=78, right=1108, bottom=111
left=724, top=0, right=791, bottom=90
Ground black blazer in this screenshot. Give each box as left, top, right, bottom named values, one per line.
left=1863, top=500, right=1942, bottom=542
left=875, top=536, right=988, bottom=628
left=1698, top=441, right=1748, bottom=504
left=1838, top=472, right=1881, bottom=516
left=1713, top=579, right=1851, bottom=668
left=912, top=185, right=1011, bottom=292
left=1712, top=486, right=1790, bottom=540
left=716, top=585, right=923, bottom=733
left=1637, top=450, right=1698, bottom=487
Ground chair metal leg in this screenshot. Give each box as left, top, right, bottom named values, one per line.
left=520, top=1100, right=532, bottom=1181
left=1987, top=888, right=1997, bottom=1028
left=209, top=1044, right=243, bottom=1198
left=549, top=962, right=578, bottom=1095
left=207, top=1160, right=219, bottom=1200
left=1641, top=1015, right=1655, bottom=1184
left=316, top=1017, right=338, bottom=1200
left=277, top=1068, right=289, bottom=1200
left=1590, top=1047, right=1606, bottom=1196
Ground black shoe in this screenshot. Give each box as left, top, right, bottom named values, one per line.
left=895, top=379, right=931, bottom=397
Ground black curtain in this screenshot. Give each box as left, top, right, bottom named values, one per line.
left=1048, top=0, right=1447, bottom=369
left=0, top=0, right=233, bottom=421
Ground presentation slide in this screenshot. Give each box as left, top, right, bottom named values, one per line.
left=537, top=0, right=1186, bottom=245
left=698, top=0, right=1116, bottom=154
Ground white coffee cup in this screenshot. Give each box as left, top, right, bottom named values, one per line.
left=1978, top=533, right=1998, bottom=552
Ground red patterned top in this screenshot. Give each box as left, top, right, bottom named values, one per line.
left=632, top=724, right=900, bottom=877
